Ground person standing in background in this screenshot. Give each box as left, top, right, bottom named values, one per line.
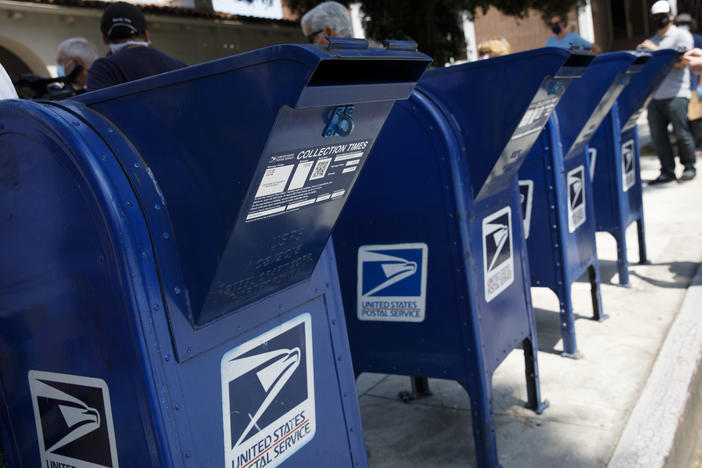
left=477, top=37, right=512, bottom=59
left=57, top=37, right=99, bottom=93
left=300, top=1, right=352, bottom=45
left=675, top=13, right=702, bottom=154
left=639, top=0, right=696, bottom=183
left=546, top=14, right=602, bottom=53
left=0, top=63, right=17, bottom=99
left=87, top=2, right=185, bottom=92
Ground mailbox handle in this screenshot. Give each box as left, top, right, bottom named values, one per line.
left=327, top=37, right=369, bottom=50
left=383, top=40, right=418, bottom=52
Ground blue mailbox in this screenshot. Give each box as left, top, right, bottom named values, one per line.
left=518, top=51, right=649, bottom=357
left=333, top=48, right=593, bottom=467
left=588, top=49, right=678, bottom=286
left=0, top=40, right=430, bottom=467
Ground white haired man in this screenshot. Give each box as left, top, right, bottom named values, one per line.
left=57, top=37, right=99, bottom=92
left=300, top=1, right=353, bottom=45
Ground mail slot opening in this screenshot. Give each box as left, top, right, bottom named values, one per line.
left=308, top=59, right=427, bottom=86
left=562, top=52, right=595, bottom=69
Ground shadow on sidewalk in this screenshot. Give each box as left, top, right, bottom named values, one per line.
left=573, top=259, right=701, bottom=289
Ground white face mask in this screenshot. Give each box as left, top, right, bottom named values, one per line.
left=108, top=40, right=149, bottom=54
left=678, top=24, right=690, bottom=31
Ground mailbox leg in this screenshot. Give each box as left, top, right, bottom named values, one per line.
left=558, top=292, right=580, bottom=358
left=398, top=377, right=433, bottom=402
left=461, top=380, right=501, bottom=468
left=554, top=279, right=581, bottom=358
left=636, top=218, right=649, bottom=265
left=588, top=263, right=607, bottom=322
left=615, top=228, right=631, bottom=287
left=522, top=337, right=549, bottom=414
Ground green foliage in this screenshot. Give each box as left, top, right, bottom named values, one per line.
left=288, top=0, right=585, bottom=65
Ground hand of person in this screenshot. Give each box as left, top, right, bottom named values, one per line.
left=684, top=49, right=702, bottom=73
left=637, top=39, right=658, bottom=50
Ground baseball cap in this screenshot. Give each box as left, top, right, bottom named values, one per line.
left=101, top=2, right=147, bottom=40
left=676, top=13, right=693, bottom=23
left=651, top=1, right=671, bottom=15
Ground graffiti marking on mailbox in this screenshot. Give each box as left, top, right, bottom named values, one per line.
left=621, top=139, right=635, bottom=192
left=567, top=165, right=587, bottom=233
left=483, top=207, right=514, bottom=302
left=518, top=180, right=534, bottom=239
left=28, top=370, right=119, bottom=468
left=357, top=243, right=428, bottom=322
left=222, top=313, right=315, bottom=468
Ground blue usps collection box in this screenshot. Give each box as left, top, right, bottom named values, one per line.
left=0, top=39, right=430, bottom=467
left=518, top=51, right=649, bottom=357
left=333, top=48, right=593, bottom=467
left=589, top=48, right=679, bottom=286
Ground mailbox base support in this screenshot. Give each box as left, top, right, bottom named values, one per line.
left=611, top=217, right=649, bottom=287
left=523, top=338, right=549, bottom=414
left=398, top=377, right=433, bottom=402
left=637, top=219, right=650, bottom=265
left=589, top=264, right=607, bottom=322
left=461, top=380, right=501, bottom=468
left=615, top=226, right=631, bottom=287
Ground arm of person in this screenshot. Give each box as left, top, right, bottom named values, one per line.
left=573, top=34, right=599, bottom=53
left=673, top=31, right=695, bottom=68
left=637, top=39, right=660, bottom=51
left=684, top=49, right=702, bottom=74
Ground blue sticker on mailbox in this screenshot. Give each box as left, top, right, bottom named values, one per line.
left=357, top=243, right=428, bottom=322
left=222, top=313, right=315, bottom=468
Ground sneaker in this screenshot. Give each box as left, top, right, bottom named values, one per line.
left=680, top=167, right=696, bottom=181
left=648, top=172, right=677, bottom=185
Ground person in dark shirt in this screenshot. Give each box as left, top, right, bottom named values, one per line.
left=87, top=1, right=185, bottom=92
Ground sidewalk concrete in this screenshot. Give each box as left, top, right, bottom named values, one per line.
left=355, top=137, right=702, bottom=467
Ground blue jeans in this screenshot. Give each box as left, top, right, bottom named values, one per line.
left=647, top=98, right=697, bottom=175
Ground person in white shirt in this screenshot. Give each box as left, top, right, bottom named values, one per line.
left=0, top=63, right=17, bottom=99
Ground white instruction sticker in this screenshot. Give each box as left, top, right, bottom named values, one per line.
left=246, top=140, right=371, bottom=222
left=255, top=165, right=295, bottom=198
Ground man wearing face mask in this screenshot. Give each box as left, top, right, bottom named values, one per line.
left=675, top=13, right=702, bottom=153
left=86, top=1, right=185, bottom=92
left=638, top=0, right=696, bottom=183
left=546, top=14, right=601, bottom=53
left=57, top=37, right=99, bottom=92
